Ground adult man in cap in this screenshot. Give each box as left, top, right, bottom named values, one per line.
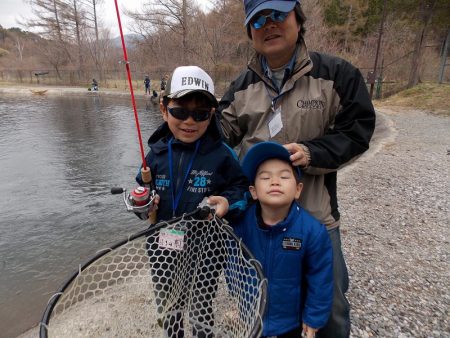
left=218, top=1, right=376, bottom=337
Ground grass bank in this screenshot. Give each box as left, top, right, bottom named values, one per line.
left=2, top=80, right=449, bottom=116
left=374, top=82, right=450, bottom=116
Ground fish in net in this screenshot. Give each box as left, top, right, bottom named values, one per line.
left=40, top=208, right=267, bottom=338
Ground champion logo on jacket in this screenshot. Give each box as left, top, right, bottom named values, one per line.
left=297, top=99, right=325, bottom=110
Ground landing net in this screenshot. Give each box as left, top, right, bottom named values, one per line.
left=40, top=210, right=267, bottom=338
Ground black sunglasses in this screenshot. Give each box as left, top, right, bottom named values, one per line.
left=168, top=107, right=212, bottom=122
left=250, top=10, right=289, bottom=29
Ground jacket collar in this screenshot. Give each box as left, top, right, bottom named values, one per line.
left=148, top=114, right=223, bottom=155
left=248, top=38, right=313, bottom=92
left=260, top=44, right=298, bottom=88
left=255, top=201, right=301, bottom=233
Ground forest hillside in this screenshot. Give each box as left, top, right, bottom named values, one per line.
left=0, top=0, right=449, bottom=97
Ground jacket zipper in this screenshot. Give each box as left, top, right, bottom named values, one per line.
left=265, top=231, right=274, bottom=326
left=173, top=150, right=185, bottom=217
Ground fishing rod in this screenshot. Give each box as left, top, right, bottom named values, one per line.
left=113, top=0, right=156, bottom=221
left=113, top=0, right=147, bottom=170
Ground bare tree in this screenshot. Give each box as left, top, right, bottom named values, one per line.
left=407, top=0, right=438, bottom=88
left=197, top=0, right=247, bottom=82
left=83, top=27, right=112, bottom=80
left=26, top=0, right=74, bottom=63
left=36, top=38, right=71, bottom=79
left=59, top=0, right=87, bottom=71
left=0, top=26, right=7, bottom=44
left=126, top=0, right=197, bottom=64
left=14, top=36, right=25, bottom=61
left=79, top=0, right=103, bottom=42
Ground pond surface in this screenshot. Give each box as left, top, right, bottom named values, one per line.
left=0, top=93, right=162, bottom=337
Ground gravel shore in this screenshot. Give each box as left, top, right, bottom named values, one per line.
left=18, top=107, right=449, bottom=338
left=339, top=107, right=449, bottom=337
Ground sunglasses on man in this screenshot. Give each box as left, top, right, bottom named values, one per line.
left=168, top=107, right=212, bottom=122
left=250, top=10, right=289, bottom=30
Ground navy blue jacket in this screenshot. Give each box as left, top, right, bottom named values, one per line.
left=136, top=115, right=248, bottom=222
left=233, top=201, right=333, bottom=336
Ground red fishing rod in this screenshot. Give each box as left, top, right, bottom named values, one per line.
left=113, top=0, right=148, bottom=171
left=112, top=0, right=156, bottom=222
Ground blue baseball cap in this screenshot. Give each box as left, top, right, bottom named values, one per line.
left=242, top=141, right=302, bottom=182
left=244, top=0, right=298, bottom=26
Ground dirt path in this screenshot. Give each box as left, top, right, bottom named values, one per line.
left=338, top=107, right=449, bottom=337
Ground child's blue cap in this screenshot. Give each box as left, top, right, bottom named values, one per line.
left=242, top=141, right=302, bottom=182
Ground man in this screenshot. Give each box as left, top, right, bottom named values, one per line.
left=218, top=1, right=376, bottom=337
left=144, top=75, right=151, bottom=95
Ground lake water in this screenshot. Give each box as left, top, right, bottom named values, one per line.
left=0, top=93, right=162, bottom=337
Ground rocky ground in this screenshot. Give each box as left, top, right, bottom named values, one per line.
left=18, top=107, right=449, bottom=337
left=339, top=108, right=449, bottom=337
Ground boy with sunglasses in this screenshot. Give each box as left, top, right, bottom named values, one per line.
left=136, top=65, right=248, bottom=222
left=135, top=66, right=248, bottom=337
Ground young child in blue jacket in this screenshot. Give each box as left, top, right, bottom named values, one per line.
left=233, top=141, right=333, bottom=338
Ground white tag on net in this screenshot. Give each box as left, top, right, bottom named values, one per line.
left=268, top=107, right=283, bottom=138
left=159, top=228, right=185, bottom=251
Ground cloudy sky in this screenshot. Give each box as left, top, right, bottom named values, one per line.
left=0, top=1, right=212, bottom=36
left=0, top=0, right=149, bottom=36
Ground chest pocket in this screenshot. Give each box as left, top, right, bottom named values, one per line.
left=272, top=237, right=304, bottom=280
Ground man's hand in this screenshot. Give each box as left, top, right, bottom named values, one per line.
left=206, top=196, right=229, bottom=218
left=284, top=143, right=310, bottom=168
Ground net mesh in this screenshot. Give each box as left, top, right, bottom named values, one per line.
left=42, top=214, right=266, bottom=338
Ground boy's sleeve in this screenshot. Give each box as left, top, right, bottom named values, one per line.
left=218, top=147, right=249, bottom=221
left=302, top=224, right=334, bottom=329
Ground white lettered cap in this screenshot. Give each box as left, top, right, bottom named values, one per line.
left=164, top=66, right=218, bottom=107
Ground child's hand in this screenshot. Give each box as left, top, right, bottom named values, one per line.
left=147, top=194, right=160, bottom=219
left=151, top=193, right=160, bottom=208
left=206, top=196, right=229, bottom=218
left=302, top=323, right=318, bottom=338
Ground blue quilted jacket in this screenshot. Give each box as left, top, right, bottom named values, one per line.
left=233, top=201, right=333, bottom=336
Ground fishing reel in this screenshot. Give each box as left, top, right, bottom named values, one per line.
left=111, top=186, right=157, bottom=220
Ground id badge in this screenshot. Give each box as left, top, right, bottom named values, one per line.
left=159, top=228, right=185, bottom=251
left=268, top=106, right=283, bottom=138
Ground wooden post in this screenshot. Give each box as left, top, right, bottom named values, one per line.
left=438, top=29, right=450, bottom=84
left=370, top=0, right=387, bottom=99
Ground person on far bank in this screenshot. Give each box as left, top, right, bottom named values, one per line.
left=233, top=141, right=333, bottom=338
left=218, top=1, right=376, bottom=337
left=160, top=74, right=168, bottom=91
left=91, top=78, right=98, bottom=91
left=144, top=75, right=151, bottom=95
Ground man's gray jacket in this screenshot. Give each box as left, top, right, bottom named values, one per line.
left=218, top=38, right=376, bottom=228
